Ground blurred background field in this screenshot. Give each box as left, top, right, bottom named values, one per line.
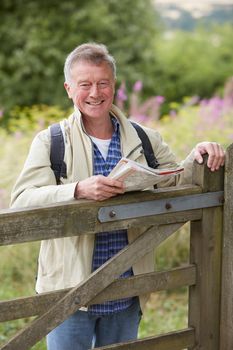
left=0, top=0, right=233, bottom=348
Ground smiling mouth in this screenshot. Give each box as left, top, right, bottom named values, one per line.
left=86, top=100, right=104, bottom=106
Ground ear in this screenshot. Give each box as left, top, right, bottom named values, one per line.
left=64, top=82, right=73, bottom=99
left=113, top=78, right=116, bottom=95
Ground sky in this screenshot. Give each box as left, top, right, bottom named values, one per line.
left=155, top=0, right=233, bottom=5
left=155, top=0, right=233, bottom=18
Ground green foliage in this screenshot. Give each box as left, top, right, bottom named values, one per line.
left=0, top=105, right=69, bottom=209
left=139, top=289, right=188, bottom=337
left=154, top=97, right=233, bottom=160
left=155, top=224, right=190, bottom=271
left=5, top=104, right=71, bottom=133
left=152, top=24, right=233, bottom=103
left=1, top=0, right=233, bottom=123
left=0, top=242, right=46, bottom=348
left=0, top=0, right=159, bottom=112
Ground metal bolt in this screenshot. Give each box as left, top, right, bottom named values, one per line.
left=165, top=202, right=172, bottom=210
left=219, top=196, right=225, bottom=204
left=109, top=210, right=116, bottom=218
left=74, top=296, right=80, bottom=305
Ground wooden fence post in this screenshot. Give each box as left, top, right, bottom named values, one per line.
left=188, top=157, right=224, bottom=350
left=220, top=144, right=233, bottom=350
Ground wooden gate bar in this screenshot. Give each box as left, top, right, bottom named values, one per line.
left=95, top=328, right=195, bottom=350
left=0, top=265, right=196, bottom=322
left=0, top=185, right=201, bottom=246
left=1, top=223, right=183, bottom=350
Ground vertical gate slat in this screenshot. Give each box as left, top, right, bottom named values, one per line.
left=220, top=144, right=233, bottom=350
left=189, top=157, right=224, bottom=350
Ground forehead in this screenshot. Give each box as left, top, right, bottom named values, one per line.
left=70, top=60, right=114, bottom=82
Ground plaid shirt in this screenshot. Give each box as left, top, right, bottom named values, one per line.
left=88, top=117, right=134, bottom=315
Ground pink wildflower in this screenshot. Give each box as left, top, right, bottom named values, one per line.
left=116, top=83, right=127, bottom=101
left=169, top=110, right=177, bottom=118
left=129, top=114, right=148, bottom=124
left=14, top=131, right=23, bottom=140
left=155, top=96, right=165, bottom=105
left=133, top=81, right=143, bottom=92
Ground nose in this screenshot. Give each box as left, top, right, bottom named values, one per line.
left=89, top=84, right=99, bottom=98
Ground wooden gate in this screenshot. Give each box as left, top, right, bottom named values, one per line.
left=0, top=146, right=232, bottom=350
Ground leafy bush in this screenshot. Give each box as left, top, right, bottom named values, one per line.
left=117, top=77, right=233, bottom=158
left=1, top=1, right=233, bottom=121
left=154, top=95, right=233, bottom=159
left=0, top=0, right=159, bottom=113
left=151, top=24, right=233, bottom=103
left=4, top=104, right=71, bottom=133
left=0, top=105, right=69, bottom=209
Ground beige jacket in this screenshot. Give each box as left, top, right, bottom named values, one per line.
left=11, top=105, right=195, bottom=311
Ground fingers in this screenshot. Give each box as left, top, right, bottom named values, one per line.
left=75, top=175, right=125, bottom=201
left=206, top=142, right=225, bottom=171
left=94, top=179, right=125, bottom=201
left=194, top=142, right=225, bottom=172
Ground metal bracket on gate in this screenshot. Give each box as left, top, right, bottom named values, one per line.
left=98, top=191, right=224, bottom=223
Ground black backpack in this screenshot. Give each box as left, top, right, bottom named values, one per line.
left=50, top=121, right=159, bottom=185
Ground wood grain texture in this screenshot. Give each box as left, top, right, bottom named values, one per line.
left=189, top=157, right=224, bottom=350
left=95, top=328, right=195, bottom=350
left=0, top=186, right=201, bottom=246
left=1, top=223, right=183, bottom=349
left=0, top=265, right=196, bottom=322
left=0, top=154, right=228, bottom=350
left=220, top=144, right=233, bottom=350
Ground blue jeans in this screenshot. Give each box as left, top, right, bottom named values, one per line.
left=46, top=298, right=141, bottom=350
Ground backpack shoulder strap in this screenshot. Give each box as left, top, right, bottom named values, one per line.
left=130, top=121, right=159, bottom=169
left=50, top=123, right=67, bottom=184
left=50, top=120, right=159, bottom=184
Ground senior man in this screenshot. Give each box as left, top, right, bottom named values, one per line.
left=11, top=42, right=225, bottom=350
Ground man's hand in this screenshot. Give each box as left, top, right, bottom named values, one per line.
left=74, top=175, right=125, bottom=201
left=194, top=142, right=225, bottom=171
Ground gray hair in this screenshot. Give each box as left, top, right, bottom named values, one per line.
left=64, top=43, right=117, bottom=83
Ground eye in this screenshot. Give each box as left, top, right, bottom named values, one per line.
left=79, top=83, right=91, bottom=90
left=98, top=81, right=109, bottom=88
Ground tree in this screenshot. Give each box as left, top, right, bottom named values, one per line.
left=151, top=24, right=233, bottom=103
left=0, top=0, right=159, bottom=111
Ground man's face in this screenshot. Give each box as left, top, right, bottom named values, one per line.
left=64, top=61, right=115, bottom=121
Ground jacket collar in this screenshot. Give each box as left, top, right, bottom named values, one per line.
left=110, top=105, right=143, bottom=161
left=71, top=104, right=143, bottom=161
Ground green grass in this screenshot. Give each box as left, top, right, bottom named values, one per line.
left=0, top=242, right=46, bottom=348
left=139, top=224, right=190, bottom=339
left=139, top=289, right=188, bottom=338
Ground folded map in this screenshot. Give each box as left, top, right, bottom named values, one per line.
left=108, top=157, right=184, bottom=192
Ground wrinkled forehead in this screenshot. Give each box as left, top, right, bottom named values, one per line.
left=70, top=60, right=115, bottom=81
